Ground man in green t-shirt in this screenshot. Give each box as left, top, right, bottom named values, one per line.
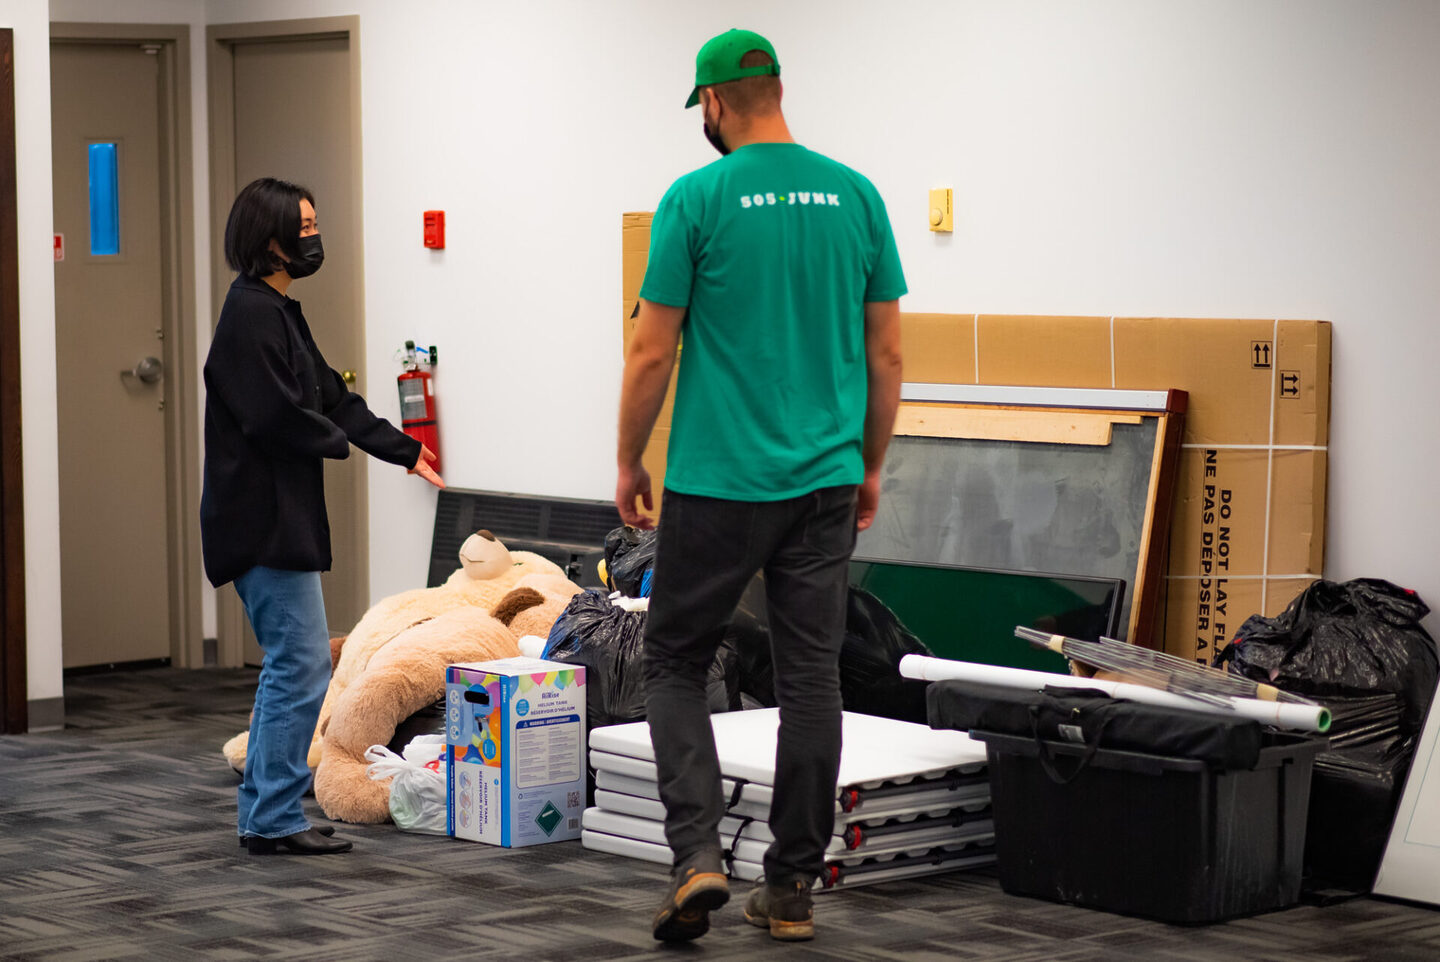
left=615, top=28, right=906, bottom=944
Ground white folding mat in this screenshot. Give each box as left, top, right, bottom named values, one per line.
left=589, top=709, right=988, bottom=788
left=592, top=767, right=989, bottom=824
left=580, top=828, right=997, bottom=889
left=582, top=806, right=994, bottom=861
left=592, top=789, right=991, bottom=845
left=581, top=709, right=996, bottom=889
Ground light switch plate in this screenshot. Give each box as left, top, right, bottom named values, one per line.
left=928, top=188, right=953, bottom=232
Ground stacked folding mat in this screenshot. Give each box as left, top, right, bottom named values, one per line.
left=581, top=708, right=996, bottom=890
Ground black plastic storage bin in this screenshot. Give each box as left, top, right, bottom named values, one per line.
left=972, top=729, right=1326, bottom=924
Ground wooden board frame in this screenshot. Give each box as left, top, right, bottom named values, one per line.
left=890, top=384, right=1187, bottom=645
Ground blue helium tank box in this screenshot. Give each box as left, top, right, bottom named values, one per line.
left=446, top=658, right=587, bottom=846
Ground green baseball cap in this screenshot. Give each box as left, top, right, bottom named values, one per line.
left=685, top=29, right=780, bottom=108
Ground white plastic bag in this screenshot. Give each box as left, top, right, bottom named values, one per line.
left=364, top=734, right=448, bottom=835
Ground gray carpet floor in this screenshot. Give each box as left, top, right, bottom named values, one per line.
left=1, top=667, right=1438, bottom=961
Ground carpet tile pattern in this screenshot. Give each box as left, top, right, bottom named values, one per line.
left=1, top=667, right=1437, bottom=960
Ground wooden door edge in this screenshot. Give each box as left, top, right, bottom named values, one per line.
left=0, top=27, right=28, bottom=733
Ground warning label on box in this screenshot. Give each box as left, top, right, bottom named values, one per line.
left=1194, top=449, right=1233, bottom=660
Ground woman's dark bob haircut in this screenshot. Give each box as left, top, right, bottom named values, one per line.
left=223, top=177, right=316, bottom=277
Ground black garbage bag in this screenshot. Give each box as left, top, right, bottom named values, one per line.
left=542, top=588, right=739, bottom=730
left=603, top=526, right=658, bottom=598
left=387, top=696, right=446, bottom=754
left=1216, top=578, right=1437, bottom=734
left=728, top=577, right=934, bottom=722
left=839, top=586, right=935, bottom=723
left=1304, top=693, right=1418, bottom=891
left=1216, top=578, right=1439, bottom=892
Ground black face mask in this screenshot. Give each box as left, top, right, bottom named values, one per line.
left=282, top=234, right=325, bottom=279
left=702, top=102, right=730, bottom=156
left=703, top=122, right=730, bottom=156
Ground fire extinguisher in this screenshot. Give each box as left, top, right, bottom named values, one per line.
left=397, top=340, right=440, bottom=473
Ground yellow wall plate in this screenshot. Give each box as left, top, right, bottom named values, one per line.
left=929, top=188, right=953, bottom=232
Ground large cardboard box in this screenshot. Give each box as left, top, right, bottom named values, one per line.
left=446, top=658, right=586, bottom=847
left=618, top=215, right=1330, bottom=662
left=881, top=313, right=1330, bottom=662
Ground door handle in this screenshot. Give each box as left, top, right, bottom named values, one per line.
left=120, top=356, right=164, bottom=384
left=341, top=369, right=357, bottom=386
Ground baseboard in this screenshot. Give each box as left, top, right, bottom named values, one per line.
left=62, top=658, right=171, bottom=678
left=26, top=696, right=64, bottom=732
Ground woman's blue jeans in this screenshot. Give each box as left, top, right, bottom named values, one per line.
left=233, top=566, right=331, bottom=839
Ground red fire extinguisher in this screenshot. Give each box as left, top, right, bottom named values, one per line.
left=397, top=340, right=440, bottom=473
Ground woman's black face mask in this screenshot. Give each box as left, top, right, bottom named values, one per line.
left=282, top=234, right=325, bottom=279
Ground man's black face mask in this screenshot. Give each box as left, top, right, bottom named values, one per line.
left=703, top=98, right=730, bottom=156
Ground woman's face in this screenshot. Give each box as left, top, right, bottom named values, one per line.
left=298, top=198, right=318, bottom=238
left=267, top=198, right=319, bottom=267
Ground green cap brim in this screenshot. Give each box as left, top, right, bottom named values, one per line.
left=685, top=87, right=701, bottom=109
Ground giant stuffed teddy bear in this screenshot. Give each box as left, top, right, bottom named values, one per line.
left=222, top=530, right=581, bottom=823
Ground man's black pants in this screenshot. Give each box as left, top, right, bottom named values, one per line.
left=641, top=484, right=856, bottom=884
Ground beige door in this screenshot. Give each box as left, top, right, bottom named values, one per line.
left=50, top=43, right=170, bottom=668
left=229, top=35, right=366, bottom=651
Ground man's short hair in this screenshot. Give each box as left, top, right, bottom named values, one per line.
left=710, top=50, right=781, bottom=116
left=223, top=177, right=316, bottom=277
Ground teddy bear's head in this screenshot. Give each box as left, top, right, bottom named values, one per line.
left=458, top=529, right=512, bottom=580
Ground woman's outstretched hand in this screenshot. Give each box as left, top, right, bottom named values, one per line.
left=409, top=445, right=445, bottom=489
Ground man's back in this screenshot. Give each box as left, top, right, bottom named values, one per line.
left=641, top=143, right=905, bottom=501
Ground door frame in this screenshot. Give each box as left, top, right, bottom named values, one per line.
left=1, top=28, right=27, bottom=733
left=49, top=23, right=204, bottom=671
left=206, top=16, right=366, bottom=667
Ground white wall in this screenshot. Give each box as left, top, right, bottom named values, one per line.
left=10, top=0, right=1436, bottom=706
left=205, top=0, right=1440, bottom=630
left=2, top=0, right=62, bottom=703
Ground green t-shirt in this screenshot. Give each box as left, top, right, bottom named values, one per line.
left=639, top=142, right=907, bottom=501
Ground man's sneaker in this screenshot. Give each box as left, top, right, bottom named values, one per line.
left=651, top=849, right=730, bottom=942
left=743, top=877, right=815, bottom=941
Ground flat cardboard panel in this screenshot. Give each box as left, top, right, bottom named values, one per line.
left=1113, top=317, right=1278, bottom=445
left=1168, top=447, right=1270, bottom=579
left=621, top=212, right=653, bottom=357
left=976, top=315, right=1112, bottom=388
left=621, top=211, right=651, bottom=302
left=1268, top=449, right=1327, bottom=575
left=1273, top=320, right=1331, bottom=447
left=1162, top=575, right=1314, bottom=663
left=898, top=313, right=976, bottom=384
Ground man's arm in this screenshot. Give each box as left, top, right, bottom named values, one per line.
left=858, top=299, right=903, bottom=531
left=615, top=298, right=685, bottom=528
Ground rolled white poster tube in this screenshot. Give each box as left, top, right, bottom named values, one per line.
left=899, top=654, right=1330, bottom=733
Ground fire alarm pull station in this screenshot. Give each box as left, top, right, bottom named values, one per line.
left=424, top=210, right=445, bottom=249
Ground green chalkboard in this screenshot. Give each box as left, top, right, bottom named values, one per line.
left=855, top=419, right=1159, bottom=640
left=849, top=559, right=1124, bottom=673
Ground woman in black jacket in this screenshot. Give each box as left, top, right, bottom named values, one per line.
left=201, top=178, right=443, bottom=855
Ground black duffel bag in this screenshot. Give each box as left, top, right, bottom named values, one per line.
left=927, top=679, right=1266, bottom=778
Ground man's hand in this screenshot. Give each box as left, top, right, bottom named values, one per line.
left=409, top=444, right=445, bottom=489
left=856, top=470, right=881, bottom=531
left=616, top=461, right=655, bottom=529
